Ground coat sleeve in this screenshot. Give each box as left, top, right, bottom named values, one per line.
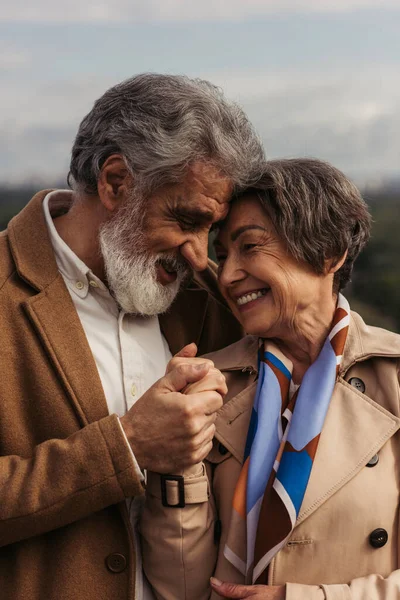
left=140, top=462, right=217, bottom=600
left=0, top=414, right=143, bottom=546
left=286, top=570, right=400, bottom=599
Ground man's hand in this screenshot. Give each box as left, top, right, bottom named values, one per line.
left=210, top=578, right=285, bottom=599
left=120, top=344, right=225, bottom=473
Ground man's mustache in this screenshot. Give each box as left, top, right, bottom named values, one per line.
left=156, top=254, right=192, bottom=278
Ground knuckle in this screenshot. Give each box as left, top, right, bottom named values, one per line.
left=176, top=363, right=188, bottom=376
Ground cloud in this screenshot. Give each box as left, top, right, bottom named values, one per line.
left=1, top=0, right=399, bottom=23
left=0, top=64, right=399, bottom=184
left=0, top=42, right=31, bottom=69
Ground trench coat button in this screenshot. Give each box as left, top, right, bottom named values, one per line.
left=369, top=528, right=388, bottom=548
left=366, top=453, right=379, bottom=467
left=105, top=553, right=127, bottom=573
left=218, top=443, right=229, bottom=455
left=348, top=377, right=365, bottom=393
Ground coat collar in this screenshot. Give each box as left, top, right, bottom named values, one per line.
left=8, top=190, right=59, bottom=291
left=210, top=310, right=400, bottom=378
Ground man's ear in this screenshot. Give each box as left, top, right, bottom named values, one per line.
left=97, top=154, right=133, bottom=213
left=327, top=249, right=348, bottom=274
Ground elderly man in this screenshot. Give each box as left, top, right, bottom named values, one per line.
left=0, top=74, right=264, bottom=600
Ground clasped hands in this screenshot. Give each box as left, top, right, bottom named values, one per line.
left=120, top=342, right=227, bottom=473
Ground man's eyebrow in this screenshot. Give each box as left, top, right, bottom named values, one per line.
left=175, top=205, right=215, bottom=222
left=231, top=225, right=267, bottom=241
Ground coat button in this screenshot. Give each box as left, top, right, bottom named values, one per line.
left=105, top=553, right=127, bottom=573
left=369, top=528, right=388, bottom=548
left=348, top=377, right=365, bottom=393
left=218, top=443, right=229, bottom=455
left=366, top=453, right=379, bottom=467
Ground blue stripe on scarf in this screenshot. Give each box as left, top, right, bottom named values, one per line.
left=276, top=450, right=313, bottom=514
left=264, top=352, right=292, bottom=380
left=244, top=408, right=258, bottom=461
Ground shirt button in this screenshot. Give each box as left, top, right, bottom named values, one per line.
left=348, top=377, right=365, bottom=394
left=369, top=528, right=388, bottom=548
left=105, top=552, right=127, bottom=573
left=89, top=280, right=99, bottom=288
left=131, top=384, right=137, bottom=398
left=75, top=281, right=84, bottom=290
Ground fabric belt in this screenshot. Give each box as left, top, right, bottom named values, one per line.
left=146, top=466, right=209, bottom=506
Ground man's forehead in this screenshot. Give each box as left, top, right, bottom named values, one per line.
left=186, top=161, right=233, bottom=202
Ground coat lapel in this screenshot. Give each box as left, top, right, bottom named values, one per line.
left=8, top=191, right=109, bottom=426
left=297, top=377, right=400, bottom=525
left=23, top=276, right=109, bottom=426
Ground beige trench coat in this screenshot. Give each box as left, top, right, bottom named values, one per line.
left=141, top=312, right=400, bottom=600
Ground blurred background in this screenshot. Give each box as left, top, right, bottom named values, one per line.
left=1, top=0, right=399, bottom=330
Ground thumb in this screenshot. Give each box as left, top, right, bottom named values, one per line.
left=163, top=361, right=211, bottom=393
left=174, top=343, right=198, bottom=358
left=210, top=578, right=255, bottom=598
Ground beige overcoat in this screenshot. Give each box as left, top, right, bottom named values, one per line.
left=142, top=313, right=400, bottom=600
left=0, top=191, right=243, bottom=600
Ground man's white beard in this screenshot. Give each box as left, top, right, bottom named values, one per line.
left=99, top=200, right=190, bottom=316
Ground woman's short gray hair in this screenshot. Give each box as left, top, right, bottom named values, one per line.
left=68, top=73, right=264, bottom=195
left=244, top=158, right=372, bottom=292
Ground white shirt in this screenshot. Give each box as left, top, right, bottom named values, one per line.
left=43, top=190, right=172, bottom=599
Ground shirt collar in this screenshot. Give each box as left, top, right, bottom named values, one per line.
left=42, top=190, right=108, bottom=300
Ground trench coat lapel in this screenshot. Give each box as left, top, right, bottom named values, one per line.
left=8, top=191, right=111, bottom=426
left=296, top=377, right=400, bottom=525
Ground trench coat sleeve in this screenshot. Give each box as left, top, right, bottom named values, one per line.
left=140, top=462, right=216, bottom=600
left=286, top=570, right=400, bottom=599
left=0, top=413, right=143, bottom=547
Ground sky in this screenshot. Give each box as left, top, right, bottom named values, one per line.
left=1, top=0, right=399, bottom=186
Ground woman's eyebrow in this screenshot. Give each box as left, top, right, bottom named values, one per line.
left=231, top=224, right=266, bottom=242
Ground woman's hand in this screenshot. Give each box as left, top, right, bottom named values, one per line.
left=210, top=578, right=286, bottom=599
left=168, top=343, right=228, bottom=397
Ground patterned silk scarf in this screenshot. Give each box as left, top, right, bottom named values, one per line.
left=224, top=294, right=350, bottom=584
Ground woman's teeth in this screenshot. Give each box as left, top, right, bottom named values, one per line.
left=237, top=289, right=268, bottom=306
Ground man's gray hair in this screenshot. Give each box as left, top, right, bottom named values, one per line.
left=243, top=158, right=372, bottom=292
left=68, top=73, right=264, bottom=195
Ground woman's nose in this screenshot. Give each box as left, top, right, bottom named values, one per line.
left=218, top=255, right=245, bottom=288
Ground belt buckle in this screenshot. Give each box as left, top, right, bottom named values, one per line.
left=160, top=474, right=185, bottom=508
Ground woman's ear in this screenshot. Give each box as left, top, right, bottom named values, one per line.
left=97, top=154, right=133, bottom=213
left=327, top=249, right=348, bottom=274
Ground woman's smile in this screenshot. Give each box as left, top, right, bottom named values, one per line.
left=234, top=287, right=270, bottom=311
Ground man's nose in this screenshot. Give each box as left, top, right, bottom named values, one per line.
left=180, top=236, right=209, bottom=272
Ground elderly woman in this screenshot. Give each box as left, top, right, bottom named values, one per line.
left=140, top=159, right=400, bottom=600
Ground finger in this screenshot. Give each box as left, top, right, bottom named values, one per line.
left=174, top=343, right=198, bottom=358
left=163, top=362, right=212, bottom=393
left=192, top=421, right=216, bottom=449
left=166, top=355, right=214, bottom=375
left=184, top=369, right=227, bottom=397
left=188, top=390, right=224, bottom=416
left=210, top=578, right=256, bottom=598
